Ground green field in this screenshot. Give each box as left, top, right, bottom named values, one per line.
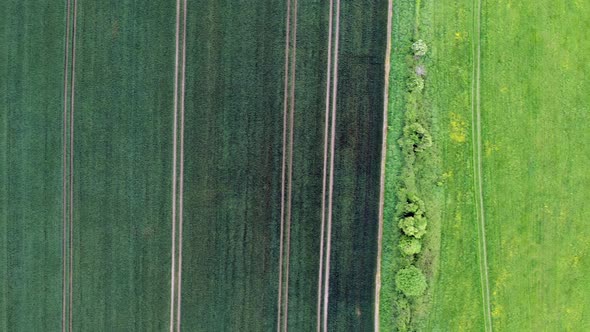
left=1, top=0, right=387, bottom=330
left=72, top=0, right=176, bottom=329
left=0, top=2, right=65, bottom=330
left=381, top=0, right=590, bottom=330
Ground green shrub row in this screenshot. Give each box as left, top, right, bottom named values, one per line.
left=392, top=39, right=433, bottom=331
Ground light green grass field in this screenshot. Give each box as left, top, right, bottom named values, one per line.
left=479, top=0, right=590, bottom=330
left=426, top=0, right=590, bottom=330
left=383, top=0, right=590, bottom=330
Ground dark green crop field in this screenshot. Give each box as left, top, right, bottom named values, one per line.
left=1, top=0, right=387, bottom=331
left=1, top=1, right=65, bottom=330
left=72, top=0, right=176, bottom=330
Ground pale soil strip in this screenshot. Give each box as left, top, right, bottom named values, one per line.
left=374, top=0, right=394, bottom=330
left=175, top=0, right=187, bottom=330
left=282, top=0, right=298, bottom=330
left=277, top=0, right=292, bottom=330
left=316, top=0, right=334, bottom=329
left=62, top=0, right=72, bottom=330
left=470, top=0, right=492, bottom=330
left=322, top=0, right=341, bottom=330
left=69, top=0, right=78, bottom=329
left=169, top=0, right=181, bottom=330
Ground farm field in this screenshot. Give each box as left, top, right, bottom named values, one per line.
left=380, top=0, right=590, bottom=330
left=72, top=1, right=176, bottom=330
left=1, top=0, right=387, bottom=331
left=0, top=2, right=65, bottom=330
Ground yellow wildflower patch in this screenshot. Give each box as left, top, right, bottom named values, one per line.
left=450, top=112, right=467, bottom=143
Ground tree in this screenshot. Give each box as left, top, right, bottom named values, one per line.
left=395, top=265, right=427, bottom=297
left=399, top=236, right=422, bottom=255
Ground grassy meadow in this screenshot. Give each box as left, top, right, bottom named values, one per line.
left=382, top=0, right=590, bottom=330
left=479, top=0, right=590, bottom=329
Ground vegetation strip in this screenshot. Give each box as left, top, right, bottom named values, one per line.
left=277, top=0, right=291, bottom=329
left=375, top=0, right=394, bottom=330
left=321, top=0, right=341, bottom=330
left=316, top=0, right=334, bottom=329
left=470, top=0, right=492, bottom=329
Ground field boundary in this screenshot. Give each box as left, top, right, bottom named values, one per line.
left=470, top=0, right=493, bottom=330
left=374, top=0, right=394, bottom=330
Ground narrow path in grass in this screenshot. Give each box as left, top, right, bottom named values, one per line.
left=471, top=0, right=493, bottom=330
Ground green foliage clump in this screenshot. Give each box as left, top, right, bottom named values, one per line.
left=407, top=75, right=424, bottom=92
left=394, top=297, right=411, bottom=332
left=412, top=39, right=428, bottom=57
left=400, top=123, right=432, bottom=154
left=395, top=265, right=427, bottom=297
left=399, top=236, right=422, bottom=256
left=397, top=192, right=428, bottom=238
left=399, top=215, right=427, bottom=238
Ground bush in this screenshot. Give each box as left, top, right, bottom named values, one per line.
left=400, top=236, right=422, bottom=255
left=395, top=265, right=427, bottom=297
left=412, top=39, right=428, bottom=57
left=407, top=75, right=424, bottom=92
left=398, top=215, right=427, bottom=238
left=401, top=123, right=432, bottom=153
left=394, top=297, right=411, bottom=332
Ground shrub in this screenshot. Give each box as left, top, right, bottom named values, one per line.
left=407, top=75, right=424, bottom=92
left=412, top=39, right=428, bottom=57
left=395, top=265, right=427, bottom=297
left=401, top=123, right=432, bottom=153
left=399, top=236, right=422, bottom=255
left=398, top=215, right=427, bottom=238
left=394, top=297, right=411, bottom=332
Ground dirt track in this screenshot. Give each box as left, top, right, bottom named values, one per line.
left=374, top=0, right=393, bottom=330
